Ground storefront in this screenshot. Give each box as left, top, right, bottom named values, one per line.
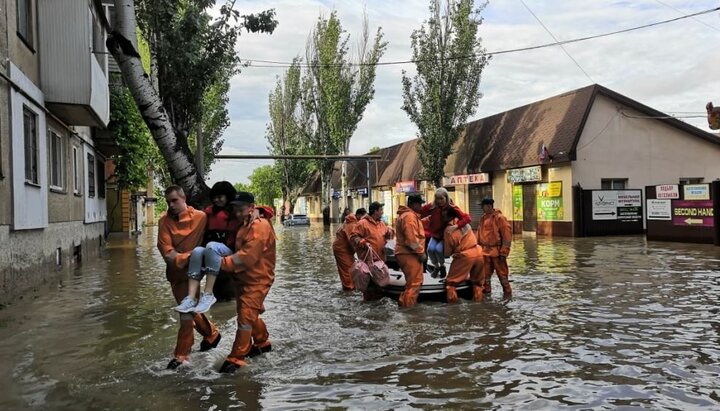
left=442, top=173, right=492, bottom=228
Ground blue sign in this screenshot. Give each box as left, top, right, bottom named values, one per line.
left=356, top=188, right=368, bottom=196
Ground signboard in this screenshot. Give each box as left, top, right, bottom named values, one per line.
left=356, top=188, right=368, bottom=196
left=684, top=184, right=710, bottom=200
left=656, top=185, right=679, bottom=199
left=507, top=166, right=542, bottom=183
left=395, top=181, right=417, bottom=193
left=537, top=181, right=563, bottom=221
left=591, top=190, right=642, bottom=222
left=647, top=199, right=671, bottom=220
left=512, top=185, right=523, bottom=220
left=332, top=191, right=341, bottom=199
left=443, top=173, right=490, bottom=186
left=672, top=200, right=714, bottom=227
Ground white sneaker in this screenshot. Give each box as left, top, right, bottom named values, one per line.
left=173, top=296, right=197, bottom=313
left=194, top=293, right=217, bottom=314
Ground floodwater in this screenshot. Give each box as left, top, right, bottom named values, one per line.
left=1, top=225, right=720, bottom=410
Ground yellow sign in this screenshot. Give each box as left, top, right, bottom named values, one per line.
left=538, top=181, right=562, bottom=198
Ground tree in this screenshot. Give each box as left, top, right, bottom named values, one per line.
left=247, top=165, right=282, bottom=207
left=301, top=11, right=387, bottom=223
left=266, top=59, right=315, bottom=215
left=401, top=0, right=489, bottom=186
left=105, top=0, right=278, bottom=205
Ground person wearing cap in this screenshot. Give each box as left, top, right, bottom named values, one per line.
left=350, top=201, right=395, bottom=300
left=157, top=185, right=221, bottom=370
left=394, top=195, right=427, bottom=307
left=332, top=208, right=368, bottom=291
left=218, top=191, right=277, bottom=373
left=477, top=197, right=513, bottom=298
left=420, top=187, right=472, bottom=278
left=442, top=207, right=484, bottom=303
left=174, top=181, right=239, bottom=314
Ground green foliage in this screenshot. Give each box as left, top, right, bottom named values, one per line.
left=234, top=166, right=282, bottom=206
left=367, top=146, right=381, bottom=154
left=108, top=75, right=162, bottom=189
left=154, top=186, right=168, bottom=216
left=401, top=0, right=489, bottom=185
left=301, top=11, right=387, bottom=195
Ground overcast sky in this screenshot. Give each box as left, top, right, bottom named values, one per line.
left=207, top=0, right=720, bottom=184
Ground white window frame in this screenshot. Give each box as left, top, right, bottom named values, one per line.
left=48, top=128, right=65, bottom=191
left=601, top=178, right=627, bottom=190
left=73, top=146, right=81, bottom=195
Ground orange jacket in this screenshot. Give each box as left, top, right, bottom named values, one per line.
left=444, top=223, right=480, bottom=258
left=333, top=214, right=359, bottom=253
left=221, top=217, right=276, bottom=287
left=394, top=206, right=425, bottom=255
left=157, top=206, right=207, bottom=269
left=477, top=209, right=512, bottom=257
left=350, top=215, right=394, bottom=260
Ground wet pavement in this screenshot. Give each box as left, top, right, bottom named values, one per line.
left=1, top=225, right=719, bottom=410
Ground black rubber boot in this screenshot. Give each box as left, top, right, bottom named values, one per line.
left=219, top=360, right=241, bottom=374
left=248, top=344, right=273, bottom=358
left=200, top=333, right=221, bottom=352
left=167, top=358, right=183, bottom=370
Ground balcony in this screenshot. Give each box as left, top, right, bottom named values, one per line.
left=38, top=0, right=110, bottom=127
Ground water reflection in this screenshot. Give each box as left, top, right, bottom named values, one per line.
left=0, top=226, right=719, bottom=410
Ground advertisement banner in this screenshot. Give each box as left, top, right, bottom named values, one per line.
left=537, top=181, right=563, bottom=221
left=442, top=173, right=490, bottom=186
left=507, top=166, right=542, bottom=183
left=684, top=184, right=710, bottom=200
left=647, top=199, right=671, bottom=220
left=395, top=181, right=417, bottom=193
left=672, top=200, right=714, bottom=227
left=512, top=185, right=523, bottom=220
left=656, top=185, right=679, bottom=199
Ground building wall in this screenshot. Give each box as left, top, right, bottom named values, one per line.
left=47, top=118, right=84, bottom=223
left=573, top=94, right=720, bottom=188
left=0, top=3, right=10, bottom=227
left=7, top=0, right=39, bottom=86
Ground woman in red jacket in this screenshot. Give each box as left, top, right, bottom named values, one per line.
left=420, top=187, right=472, bottom=278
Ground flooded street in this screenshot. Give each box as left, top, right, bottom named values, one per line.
left=1, top=226, right=720, bottom=410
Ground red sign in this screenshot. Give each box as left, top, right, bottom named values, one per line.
left=395, top=181, right=416, bottom=193
left=443, top=173, right=490, bottom=186
left=672, top=200, right=714, bottom=227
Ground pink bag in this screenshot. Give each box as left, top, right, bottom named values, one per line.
left=351, top=252, right=372, bottom=292
left=367, top=248, right=390, bottom=287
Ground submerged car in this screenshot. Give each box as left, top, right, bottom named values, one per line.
left=283, top=214, right=311, bottom=226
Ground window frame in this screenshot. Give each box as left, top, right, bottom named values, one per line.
left=87, top=153, right=96, bottom=198
left=48, top=128, right=65, bottom=192
left=601, top=178, right=627, bottom=190
left=679, top=177, right=703, bottom=185
left=23, top=105, right=39, bottom=186
left=16, top=0, right=34, bottom=50
left=72, top=146, right=81, bottom=195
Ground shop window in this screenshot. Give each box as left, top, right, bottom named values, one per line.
left=87, top=153, right=95, bottom=198
left=23, top=106, right=39, bottom=184
left=49, top=129, right=64, bottom=190
left=601, top=179, right=627, bottom=190
left=679, top=177, right=703, bottom=185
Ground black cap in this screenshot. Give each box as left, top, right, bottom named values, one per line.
left=480, top=197, right=495, bottom=205
left=209, top=181, right=237, bottom=199
left=231, top=191, right=255, bottom=205
left=355, top=207, right=367, bottom=216
left=369, top=201, right=384, bottom=214
left=407, top=194, right=425, bottom=205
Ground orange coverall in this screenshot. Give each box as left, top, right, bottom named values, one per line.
left=350, top=216, right=394, bottom=300
left=394, top=206, right=426, bottom=307
left=220, top=216, right=276, bottom=367
left=477, top=209, right=513, bottom=297
left=157, top=207, right=219, bottom=362
left=443, top=224, right=484, bottom=303
left=332, top=214, right=360, bottom=291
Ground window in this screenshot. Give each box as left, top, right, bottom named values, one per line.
left=87, top=153, right=95, bottom=198
left=16, top=0, right=33, bottom=47
left=72, top=147, right=81, bottom=194
left=49, top=130, right=64, bottom=190
left=97, top=158, right=105, bottom=199
left=23, top=106, right=38, bottom=184
left=601, top=179, right=627, bottom=190
left=679, top=177, right=703, bottom=185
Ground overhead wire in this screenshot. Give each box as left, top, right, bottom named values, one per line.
left=650, top=0, right=720, bottom=33
left=238, top=6, right=720, bottom=68
left=518, top=0, right=594, bottom=83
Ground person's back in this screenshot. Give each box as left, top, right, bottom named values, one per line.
left=353, top=215, right=390, bottom=260
left=224, top=216, right=276, bottom=287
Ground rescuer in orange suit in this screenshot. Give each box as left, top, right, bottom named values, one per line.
left=332, top=208, right=368, bottom=291
left=394, top=195, right=427, bottom=308
left=477, top=197, right=513, bottom=298
left=157, top=186, right=220, bottom=370
left=350, top=201, right=394, bottom=301
left=218, top=191, right=277, bottom=374
left=442, top=207, right=484, bottom=303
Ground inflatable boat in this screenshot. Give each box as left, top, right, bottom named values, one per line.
left=383, top=240, right=473, bottom=302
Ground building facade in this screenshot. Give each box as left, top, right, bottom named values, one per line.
left=1, top=0, right=113, bottom=304
left=299, top=85, right=720, bottom=235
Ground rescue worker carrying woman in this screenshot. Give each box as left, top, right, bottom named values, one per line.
left=420, top=188, right=472, bottom=278
left=394, top=195, right=427, bottom=308
left=477, top=197, right=513, bottom=299
left=218, top=192, right=277, bottom=373
left=332, top=208, right=368, bottom=291
left=442, top=207, right=484, bottom=303
left=350, top=202, right=394, bottom=301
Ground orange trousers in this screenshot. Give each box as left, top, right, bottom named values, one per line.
left=396, top=254, right=424, bottom=308
left=226, top=282, right=272, bottom=367
left=446, top=250, right=484, bottom=303
left=483, top=256, right=511, bottom=297
left=168, top=275, right=219, bottom=361
left=332, top=246, right=355, bottom=291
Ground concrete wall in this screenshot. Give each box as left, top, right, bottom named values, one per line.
left=6, top=0, right=39, bottom=86
left=0, top=221, right=105, bottom=305
left=0, top=1, right=10, bottom=227
left=573, top=94, right=720, bottom=188
left=47, top=118, right=85, bottom=223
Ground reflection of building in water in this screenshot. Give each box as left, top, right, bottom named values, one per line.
left=298, top=85, right=720, bottom=238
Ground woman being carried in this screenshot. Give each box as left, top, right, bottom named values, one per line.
left=420, top=187, right=472, bottom=278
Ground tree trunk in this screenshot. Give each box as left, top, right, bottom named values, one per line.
left=321, top=170, right=332, bottom=225
left=107, top=0, right=208, bottom=206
